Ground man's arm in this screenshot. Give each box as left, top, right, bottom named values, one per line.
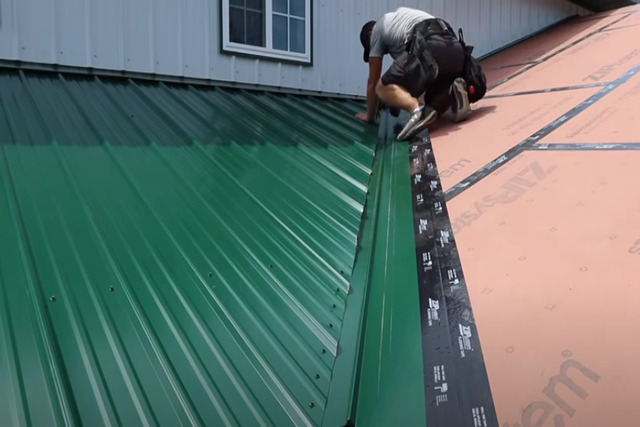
left=366, top=57, right=382, bottom=122
left=356, top=57, right=383, bottom=123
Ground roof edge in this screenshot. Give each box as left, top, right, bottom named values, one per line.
left=0, top=59, right=366, bottom=102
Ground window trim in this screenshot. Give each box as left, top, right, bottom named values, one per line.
left=220, top=0, right=313, bottom=65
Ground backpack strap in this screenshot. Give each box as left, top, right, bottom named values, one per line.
left=457, top=27, right=475, bottom=55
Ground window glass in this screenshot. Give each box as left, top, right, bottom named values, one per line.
left=290, top=0, right=305, bottom=18
left=273, top=0, right=287, bottom=14
left=229, top=7, right=245, bottom=43
left=223, top=0, right=310, bottom=62
left=246, top=0, right=263, bottom=11
left=273, top=15, right=288, bottom=51
left=290, top=18, right=305, bottom=53
left=246, top=11, right=265, bottom=46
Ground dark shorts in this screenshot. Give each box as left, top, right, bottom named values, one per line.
left=380, top=27, right=465, bottom=100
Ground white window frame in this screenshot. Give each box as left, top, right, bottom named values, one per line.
left=221, top=0, right=312, bottom=64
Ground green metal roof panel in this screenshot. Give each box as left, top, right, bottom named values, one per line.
left=0, top=69, right=377, bottom=426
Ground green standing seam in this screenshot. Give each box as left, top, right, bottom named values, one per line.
left=351, top=113, right=428, bottom=427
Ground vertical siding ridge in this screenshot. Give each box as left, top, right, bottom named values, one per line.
left=0, top=0, right=600, bottom=96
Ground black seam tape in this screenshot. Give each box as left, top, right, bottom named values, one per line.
left=602, top=22, right=640, bottom=32
left=484, top=81, right=609, bottom=98
left=530, top=142, right=640, bottom=150
left=485, top=61, right=538, bottom=71
left=409, top=137, right=498, bottom=427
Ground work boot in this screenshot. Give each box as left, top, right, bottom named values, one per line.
left=396, top=106, right=438, bottom=141
left=450, top=77, right=471, bottom=123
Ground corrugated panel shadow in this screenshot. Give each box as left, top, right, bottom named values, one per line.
left=0, top=68, right=378, bottom=427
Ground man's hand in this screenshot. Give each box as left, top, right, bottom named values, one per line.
left=364, top=57, right=383, bottom=123
left=355, top=57, right=383, bottom=124
left=356, top=112, right=374, bottom=123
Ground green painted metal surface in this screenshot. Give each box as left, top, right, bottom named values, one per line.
left=350, top=114, right=428, bottom=427
left=0, top=69, right=379, bottom=426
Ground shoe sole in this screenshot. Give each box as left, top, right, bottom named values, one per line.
left=397, top=109, right=437, bottom=141
left=451, top=78, right=471, bottom=123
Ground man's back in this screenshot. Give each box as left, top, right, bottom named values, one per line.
left=369, top=7, right=435, bottom=60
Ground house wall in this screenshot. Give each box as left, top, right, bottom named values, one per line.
left=0, top=0, right=586, bottom=97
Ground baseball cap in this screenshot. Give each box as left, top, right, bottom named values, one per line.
left=360, top=20, right=376, bottom=63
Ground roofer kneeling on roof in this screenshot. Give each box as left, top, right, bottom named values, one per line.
left=356, top=7, right=476, bottom=141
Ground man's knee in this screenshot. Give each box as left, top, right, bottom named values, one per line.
left=376, top=78, right=413, bottom=98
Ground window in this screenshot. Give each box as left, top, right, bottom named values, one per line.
left=221, top=0, right=312, bottom=64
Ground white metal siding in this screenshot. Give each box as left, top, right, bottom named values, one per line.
left=0, top=0, right=586, bottom=96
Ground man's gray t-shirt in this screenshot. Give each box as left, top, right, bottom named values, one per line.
left=369, top=7, right=434, bottom=61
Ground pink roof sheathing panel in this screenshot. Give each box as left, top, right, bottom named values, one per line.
left=430, top=88, right=598, bottom=191
left=429, top=4, right=640, bottom=426
left=448, top=150, right=640, bottom=427
left=540, top=71, right=640, bottom=144
left=480, top=14, right=624, bottom=70
left=607, top=9, right=640, bottom=29
left=490, top=23, right=640, bottom=94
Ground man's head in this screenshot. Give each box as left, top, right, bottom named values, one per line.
left=360, top=20, right=376, bottom=63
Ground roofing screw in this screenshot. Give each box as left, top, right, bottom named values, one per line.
left=269, top=264, right=274, bottom=269
left=108, top=286, right=115, bottom=292
left=321, top=349, right=326, bottom=354
left=340, top=270, right=344, bottom=275
left=332, top=304, right=336, bottom=308
left=329, top=323, right=333, bottom=328
left=309, top=402, right=315, bottom=408
left=208, top=272, right=213, bottom=277
left=49, top=296, right=56, bottom=302
left=315, top=374, right=320, bottom=379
